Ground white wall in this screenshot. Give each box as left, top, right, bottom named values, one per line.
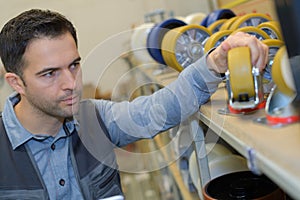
left=0, top=0, right=212, bottom=108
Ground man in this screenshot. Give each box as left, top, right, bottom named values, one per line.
left=0, top=9, right=268, bottom=200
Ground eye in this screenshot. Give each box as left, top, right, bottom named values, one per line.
left=70, top=62, right=80, bottom=72
left=42, top=70, right=57, bottom=78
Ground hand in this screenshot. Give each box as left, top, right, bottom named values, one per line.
left=207, top=31, right=269, bottom=74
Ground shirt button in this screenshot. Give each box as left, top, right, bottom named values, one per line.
left=51, top=144, right=56, bottom=150
left=59, top=179, right=65, bottom=186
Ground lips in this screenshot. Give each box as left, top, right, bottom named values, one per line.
left=61, top=95, right=79, bottom=105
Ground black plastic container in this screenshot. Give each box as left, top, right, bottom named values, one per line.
left=203, top=171, right=285, bottom=200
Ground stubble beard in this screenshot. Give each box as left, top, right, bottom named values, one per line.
left=25, top=90, right=82, bottom=119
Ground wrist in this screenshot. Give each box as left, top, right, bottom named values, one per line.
left=206, top=50, right=226, bottom=79
left=206, top=48, right=227, bottom=74
left=207, top=51, right=221, bottom=73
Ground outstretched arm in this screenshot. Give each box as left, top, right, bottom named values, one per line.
left=96, top=32, right=269, bottom=147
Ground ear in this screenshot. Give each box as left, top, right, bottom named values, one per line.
left=5, top=72, right=26, bottom=94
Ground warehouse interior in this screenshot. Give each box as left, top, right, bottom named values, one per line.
left=0, top=0, right=299, bottom=199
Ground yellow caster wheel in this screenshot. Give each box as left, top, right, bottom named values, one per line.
left=272, top=46, right=295, bottom=96
left=208, top=19, right=227, bottom=34
left=161, top=25, right=211, bottom=72
left=219, top=16, right=239, bottom=31
left=204, top=30, right=233, bottom=53
left=185, top=12, right=207, bottom=25
left=262, top=39, right=284, bottom=82
left=232, top=26, right=270, bottom=40
left=226, top=47, right=264, bottom=111
left=262, top=38, right=284, bottom=48
left=254, top=46, right=299, bottom=126
left=147, top=18, right=187, bottom=65
left=228, top=47, right=255, bottom=101
left=230, top=13, right=272, bottom=30
left=257, top=21, right=283, bottom=40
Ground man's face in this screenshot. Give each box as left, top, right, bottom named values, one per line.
left=20, top=32, right=82, bottom=118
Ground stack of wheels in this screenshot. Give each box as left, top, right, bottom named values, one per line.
left=228, top=13, right=273, bottom=30
left=204, top=30, right=233, bottom=53
left=207, top=19, right=228, bottom=34
left=130, top=23, right=156, bottom=64
left=228, top=14, right=274, bottom=40
left=203, top=12, right=275, bottom=52
left=146, top=18, right=187, bottom=65
left=161, top=24, right=211, bottom=72
left=265, top=45, right=300, bottom=125
left=202, top=12, right=286, bottom=114
left=156, top=9, right=238, bottom=72
left=144, top=9, right=236, bottom=72
left=257, top=21, right=283, bottom=40
left=232, top=26, right=271, bottom=40
left=219, top=16, right=239, bottom=31
left=217, top=13, right=272, bottom=31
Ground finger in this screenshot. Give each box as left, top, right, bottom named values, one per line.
left=249, top=40, right=269, bottom=71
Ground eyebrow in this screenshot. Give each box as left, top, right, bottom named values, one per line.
left=69, top=57, right=81, bottom=67
left=35, top=57, right=81, bottom=76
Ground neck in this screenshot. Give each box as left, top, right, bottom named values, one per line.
left=14, top=100, right=64, bottom=137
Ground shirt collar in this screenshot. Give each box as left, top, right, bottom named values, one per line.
left=2, top=92, right=77, bottom=150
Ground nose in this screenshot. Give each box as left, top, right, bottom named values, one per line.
left=60, top=69, right=77, bottom=90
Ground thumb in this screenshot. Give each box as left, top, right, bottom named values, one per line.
left=207, top=41, right=232, bottom=73
left=215, top=41, right=232, bottom=69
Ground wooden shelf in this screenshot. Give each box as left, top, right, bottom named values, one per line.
left=198, top=83, right=300, bottom=200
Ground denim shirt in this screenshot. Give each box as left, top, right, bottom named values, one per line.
left=1, top=54, right=222, bottom=199
left=2, top=94, right=84, bottom=200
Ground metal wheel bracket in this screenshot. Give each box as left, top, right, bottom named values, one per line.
left=226, top=67, right=264, bottom=110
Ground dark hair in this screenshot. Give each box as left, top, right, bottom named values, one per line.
left=0, top=9, right=78, bottom=76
